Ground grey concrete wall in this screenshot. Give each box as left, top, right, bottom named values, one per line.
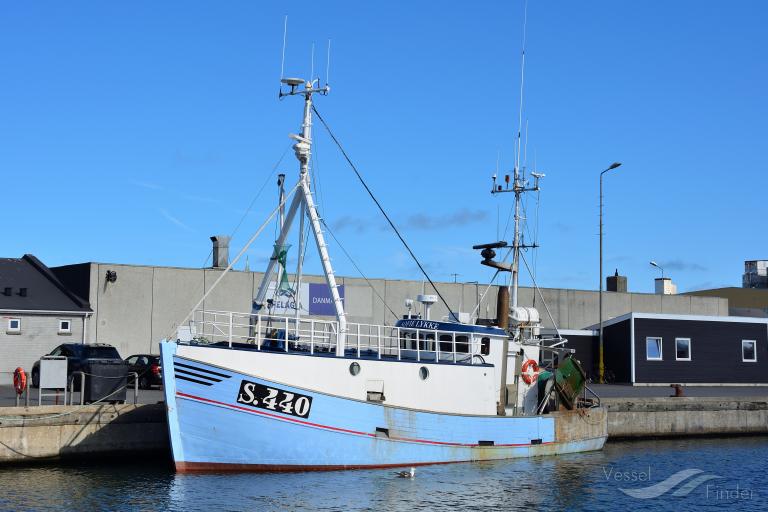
left=55, top=262, right=729, bottom=360
left=0, top=314, right=87, bottom=376
left=0, top=403, right=167, bottom=462
left=92, top=264, right=154, bottom=358
left=603, top=397, right=768, bottom=438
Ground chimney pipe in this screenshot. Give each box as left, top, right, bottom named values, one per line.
left=496, top=286, right=509, bottom=329
left=210, top=235, right=231, bottom=269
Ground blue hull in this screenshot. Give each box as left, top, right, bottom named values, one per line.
left=161, top=341, right=605, bottom=471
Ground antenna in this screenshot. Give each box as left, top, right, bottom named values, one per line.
left=310, top=42, right=315, bottom=83
left=325, top=39, right=331, bottom=87
left=523, top=119, right=529, bottom=169
left=514, top=0, right=528, bottom=175
left=280, top=15, right=288, bottom=82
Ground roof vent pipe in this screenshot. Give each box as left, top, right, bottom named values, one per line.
left=211, top=235, right=231, bottom=269
left=496, top=286, right=509, bottom=330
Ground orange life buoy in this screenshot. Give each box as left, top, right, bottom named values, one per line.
left=13, top=367, right=26, bottom=395
left=521, top=359, right=539, bottom=385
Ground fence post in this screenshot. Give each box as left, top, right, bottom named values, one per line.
left=131, top=372, right=139, bottom=405
left=310, top=320, right=315, bottom=354
left=257, top=315, right=262, bottom=350
left=80, top=372, right=86, bottom=405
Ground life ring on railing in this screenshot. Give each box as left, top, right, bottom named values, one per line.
left=13, top=367, right=26, bottom=395
left=521, top=359, right=540, bottom=385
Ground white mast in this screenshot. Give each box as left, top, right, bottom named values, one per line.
left=253, top=78, right=348, bottom=354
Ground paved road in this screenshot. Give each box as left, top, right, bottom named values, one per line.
left=589, top=383, right=768, bottom=398
left=2, top=382, right=768, bottom=408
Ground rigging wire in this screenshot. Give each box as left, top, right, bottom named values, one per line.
left=520, top=250, right=562, bottom=340
left=203, top=143, right=292, bottom=268
left=168, top=182, right=301, bottom=340
left=312, top=105, right=454, bottom=315
left=321, top=219, right=398, bottom=319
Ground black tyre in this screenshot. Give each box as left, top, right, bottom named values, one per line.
left=139, top=376, right=149, bottom=390
left=31, top=369, right=39, bottom=388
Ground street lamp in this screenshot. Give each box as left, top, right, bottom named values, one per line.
left=599, top=162, right=622, bottom=384
left=650, top=261, right=664, bottom=278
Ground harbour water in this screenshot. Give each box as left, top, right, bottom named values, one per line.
left=0, top=437, right=765, bottom=511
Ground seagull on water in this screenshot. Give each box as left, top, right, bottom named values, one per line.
left=395, top=467, right=415, bottom=478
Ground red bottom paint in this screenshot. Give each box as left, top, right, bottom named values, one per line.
left=176, top=459, right=470, bottom=474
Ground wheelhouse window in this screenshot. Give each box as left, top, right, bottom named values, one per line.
left=675, top=338, right=691, bottom=361
left=437, top=334, right=470, bottom=353
left=646, top=337, right=662, bottom=361
left=58, top=319, right=72, bottom=334
left=742, top=340, right=757, bottom=362
left=7, top=318, right=20, bottom=334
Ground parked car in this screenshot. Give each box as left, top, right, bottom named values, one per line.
left=125, top=354, right=162, bottom=389
left=31, top=343, right=123, bottom=388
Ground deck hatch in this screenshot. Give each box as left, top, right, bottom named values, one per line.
left=478, top=440, right=494, bottom=446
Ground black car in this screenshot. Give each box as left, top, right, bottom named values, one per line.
left=125, top=354, right=162, bottom=389
left=31, top=343, right=123, bottom=388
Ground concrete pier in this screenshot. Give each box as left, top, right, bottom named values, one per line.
left=0, top=397, right=766, bottom=464
left=0, top=403, right=167, bottom=463
left=603, top=396, right=768, bottom=439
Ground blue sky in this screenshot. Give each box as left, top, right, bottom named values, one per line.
left=2, top=1, right=766, bottom=294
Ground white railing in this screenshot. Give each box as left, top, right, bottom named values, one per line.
left=186, top=310, right=486, bottom=365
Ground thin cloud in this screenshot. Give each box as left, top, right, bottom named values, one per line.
left=131, top=180, right=163, bottom=190
left=332, top=215, right=375, bottom=234
left=660, top=259, right=708, bottom=272
left=404, top=209, right=487, bottom=230
left=159, top=209, right=194, bottom=232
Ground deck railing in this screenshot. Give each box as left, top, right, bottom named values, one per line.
left=186, top=309, right=486, bottom=365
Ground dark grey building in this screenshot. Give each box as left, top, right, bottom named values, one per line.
left=0, top=255, right=92, bottom=375
left=599, top=313, right=768, bottom=385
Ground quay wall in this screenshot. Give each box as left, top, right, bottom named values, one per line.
left=0, top=403, right=167, bottom=463
left=603, top=397, right=768, bottom=439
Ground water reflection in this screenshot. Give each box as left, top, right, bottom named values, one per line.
left=0, top=437, right=766, bottom=511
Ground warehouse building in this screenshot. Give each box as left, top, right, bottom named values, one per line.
left=44, top=252, right=726, bottom=362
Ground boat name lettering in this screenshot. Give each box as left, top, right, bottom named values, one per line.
left=236, top=380, right=313, bottom=419
left=399, top=320, right=440, bottom=330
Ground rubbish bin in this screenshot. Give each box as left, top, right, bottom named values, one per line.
left=82, top=359, right=128, bottom=404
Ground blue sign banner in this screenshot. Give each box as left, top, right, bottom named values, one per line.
left=308, top=283, right=345, bottom=316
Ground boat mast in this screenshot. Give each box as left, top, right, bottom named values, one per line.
left=252, top=78, right=348, bottom=354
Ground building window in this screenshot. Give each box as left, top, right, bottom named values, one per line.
left=675, top=338, right=691, bottom=361
left=7, top=318, right=21, bottom=334
left=646, top=337, right=663, bottom=361
left=742, top=340, right=757, bottom=362
left=58, top=319, right=72, bottom=335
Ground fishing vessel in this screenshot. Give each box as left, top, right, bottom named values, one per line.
left=160, top=73, right=607, bottom=472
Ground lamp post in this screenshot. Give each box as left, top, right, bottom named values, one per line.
left=599, top=162, right=622, bottom=384
left=650, top=261, right=664, bottom=278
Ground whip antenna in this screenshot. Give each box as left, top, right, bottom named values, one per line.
left=310, top=42, right=315, bottom=82
left=325, top=39, right=331, bottom=87
left=279, top=15, right=288, bottom=82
